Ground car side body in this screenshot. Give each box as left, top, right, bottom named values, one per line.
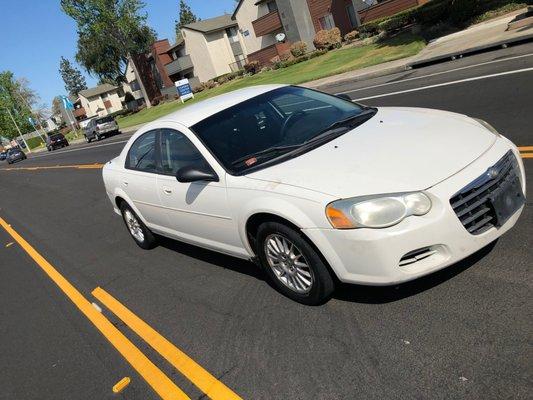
left=102, top=85, right=526, bottom=302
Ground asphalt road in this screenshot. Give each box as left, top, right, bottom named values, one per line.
left=0, top=45, right=532, bottom=400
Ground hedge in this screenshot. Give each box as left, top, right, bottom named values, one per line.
left=359, top=0, right=533, bottom=36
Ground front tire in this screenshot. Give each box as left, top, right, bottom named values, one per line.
left=120, top=202, right=157, bottom=250
left=256, top=222, right=335, bottom=305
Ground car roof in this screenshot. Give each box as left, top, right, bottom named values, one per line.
left=158, top=84, right=287, bottom=127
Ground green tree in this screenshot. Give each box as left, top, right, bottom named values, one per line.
left=0, top=71, right=36, bottom=139
left=175, top=0, right=199, bottom=41
left=59, top=57, right=87, bottom=97
left=61, top=0, right=156, bottom=84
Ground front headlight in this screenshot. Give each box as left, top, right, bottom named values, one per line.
left=474, top=118, right=500, bottom=137
left=326, top=192, right=432, bottom=229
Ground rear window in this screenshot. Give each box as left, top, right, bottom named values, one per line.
left=96, top=116, right=114, bottom=124
left=49, top=133, right=64, bottom=140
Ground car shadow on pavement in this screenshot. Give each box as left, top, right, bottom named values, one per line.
left=157, top=234, right=497, bottom=305
left=157, top=236, right=265, bottom=280
left=334, top=240, right=498, bottom=304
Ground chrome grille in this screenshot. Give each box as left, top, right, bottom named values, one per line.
left=450, top=151, right=520, bottom=235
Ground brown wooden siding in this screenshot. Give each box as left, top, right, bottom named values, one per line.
left=358, top=0, right=428, bottom=24
left=73, top=107, right=86, bottom=118
left=104, top=100, right=112, bottom=109
left=306, top=0, right=354, bottom=35
left=248, top=42, right=292, bottom=65
left=252, top=10, right=283, bottom=37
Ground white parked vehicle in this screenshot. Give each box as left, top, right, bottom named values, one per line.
left=103, top=85, right=526, bottom=304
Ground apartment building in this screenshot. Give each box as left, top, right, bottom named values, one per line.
left=78, top=84, right=123, bottom=118
left=233, top=0, right=365, bottom=64
left=180, top=15, right=248, bottom=81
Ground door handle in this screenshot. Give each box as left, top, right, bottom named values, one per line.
left=162, top=187, right=172, bottom=194
left=122, top=181, right=128, bottom=186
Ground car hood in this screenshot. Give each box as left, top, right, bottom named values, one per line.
left=245, top=107, right=496, bottom=198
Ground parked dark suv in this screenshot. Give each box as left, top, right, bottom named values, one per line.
left=6, top=147, right=27, bottom=164
left=84, top=116, right=120, bottom=143
left=46, top=133, right=69, bottom=151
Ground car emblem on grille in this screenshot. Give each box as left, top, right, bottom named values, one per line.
left=487, top=167, right=500, bottom=179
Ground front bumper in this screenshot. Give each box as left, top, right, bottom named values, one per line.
left=303, top=138, right=526, bottom=285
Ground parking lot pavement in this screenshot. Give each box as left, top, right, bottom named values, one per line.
left=0, top=47, right=531, bottom=399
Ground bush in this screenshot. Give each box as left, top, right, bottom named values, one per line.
left=244, top=61, right=261, bottom=75
left=290, top=41, right=307, bottom=57
left=280, top=50, right=294, bottom=62
left=344, top=30, right=359, bottom=43
left=313, top=27, right=341, bottom=50
left=124, top=91, right=135, bottom=103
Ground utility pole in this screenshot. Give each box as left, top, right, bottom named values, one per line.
left=5, top=107, right=31, bottom=153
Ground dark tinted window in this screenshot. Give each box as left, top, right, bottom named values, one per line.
left=191, top=86, right=365, bottom=173
left=159, top=129, right=205, bottom=176
left=49, top=133, right=64, bottom=140
left=126, top=131, right=157, bottom=172
left=96, top=116, right=114, bottom=124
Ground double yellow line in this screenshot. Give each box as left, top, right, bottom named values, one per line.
left=519, top=146, right=533, bottom=159
left=1, top=163, right=104, bottom=171
left=0, top=216, right=241, bottom=400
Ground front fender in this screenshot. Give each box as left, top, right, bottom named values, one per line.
left=236, top=195, right=326, bottom=255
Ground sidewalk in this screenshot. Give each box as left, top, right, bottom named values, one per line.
left=305, top=7, right=533, bottom=90
left=407, top=8, right=533, bottom=67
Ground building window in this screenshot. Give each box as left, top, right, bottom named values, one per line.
left=346, top=3, right=358, bottom=28
left=266, top=1, right=277, bottom=13
left=319, top=13, right=335, bottom=30
left=226, top=26, right=239, bottom=43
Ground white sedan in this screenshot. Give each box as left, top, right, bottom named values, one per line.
left=103, top=85, right=526, bottom=305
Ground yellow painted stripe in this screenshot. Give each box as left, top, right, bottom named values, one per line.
left=93, top=287, right=242, bottom=400
left=521, top=152, right=533, bottom=159
left=0, top=217, right=189, bottom=400
left=518, top=146, right=533, bottom=151
left=2, top=164, right=103, bottom=171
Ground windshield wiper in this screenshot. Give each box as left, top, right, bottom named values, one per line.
left=304, top=110, right=377, bottom=144
left=231, top=144, right=302, bottom=167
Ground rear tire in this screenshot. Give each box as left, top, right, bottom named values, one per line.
left=85, top=136, right=91, bottom=143
left=256, top=222, right=335, bottom=305
left=120, top=202, right=157, bottom=250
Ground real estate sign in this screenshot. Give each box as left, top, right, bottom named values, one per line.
left=175, top=79, right=194, bottom=103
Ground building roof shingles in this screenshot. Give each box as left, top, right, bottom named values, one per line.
left=182, top=14, right=236, bottom=33
left=79, top=83, right=118, bottom=99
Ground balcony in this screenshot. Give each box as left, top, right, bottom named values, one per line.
left=165, top=54, right=194, bottom=77
left=73, top=107, right=86, bottom=118
left=252, top=10, right=282, bottom=37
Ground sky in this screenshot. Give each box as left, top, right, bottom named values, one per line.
left=0, top=0, right=237, bottom=110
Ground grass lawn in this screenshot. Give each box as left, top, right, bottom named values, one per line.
left=117, top=32, right=425, bottom=129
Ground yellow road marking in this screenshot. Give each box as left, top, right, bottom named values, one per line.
left=93, top=287, right=242, bottom=400
left=1, top=163, right=103, bottom=171
left=521, top=153, right=533, bottom=159
left=518, top=146, right=533, bottom=151
left=0, top=217, right=189, bottom=400
left=113, top=377, right=131, bottom=394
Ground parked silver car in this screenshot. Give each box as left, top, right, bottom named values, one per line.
left=83, top=116, right=120, bottom=143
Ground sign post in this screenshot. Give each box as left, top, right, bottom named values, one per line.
left=175, top=79, right=194, bottom=103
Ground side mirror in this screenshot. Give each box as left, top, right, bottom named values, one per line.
left=176, top=164, right=219, bottom=183
left=337, top=93, right=352, bottom=101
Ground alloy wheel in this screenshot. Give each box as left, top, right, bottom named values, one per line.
left=264, top=234, right=314, bottom=294
left=123, top=209, right=145, bottom=242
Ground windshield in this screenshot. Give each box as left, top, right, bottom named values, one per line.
left=191, top=86, right=372, bottom=174
left=96, top=116, right=113, bottom=124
